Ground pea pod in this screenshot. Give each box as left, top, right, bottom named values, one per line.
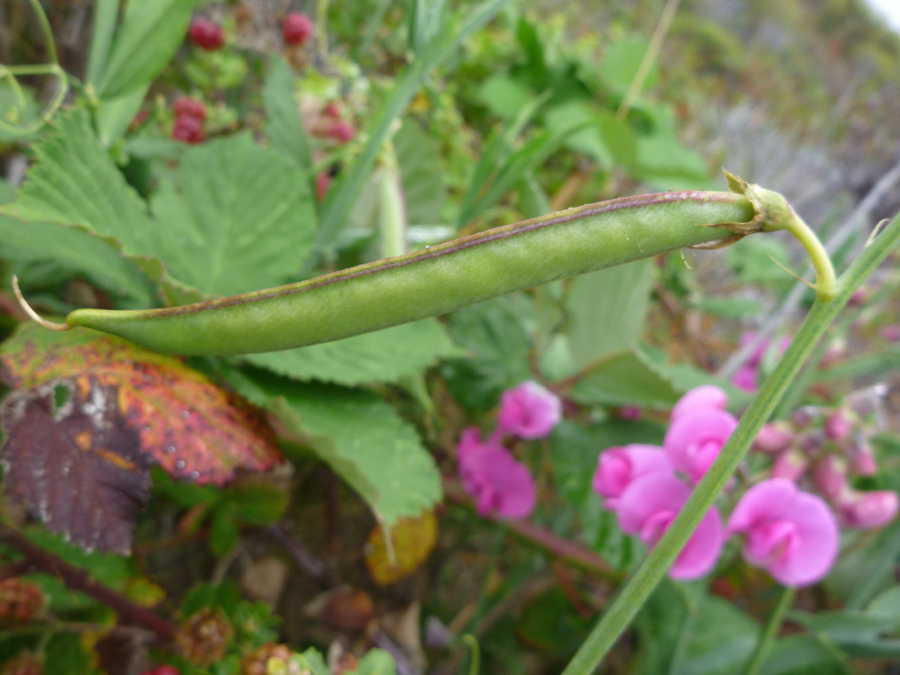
left=17, top=188, right=782, bottom=356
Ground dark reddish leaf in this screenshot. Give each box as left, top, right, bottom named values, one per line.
left=0, top=378, right=149, bottom=554
left=0, top=324, right=282, bottom=553
left=0, top=324, right=281, bottom=483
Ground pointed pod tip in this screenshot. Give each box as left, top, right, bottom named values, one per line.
left=11, top=275, right=72, bottom=332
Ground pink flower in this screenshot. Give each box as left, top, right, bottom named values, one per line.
left=671, top=385, right=728, bottom=421
left=732, top=365, right=759, bottom=392
left=592, top=444, right=672, bottom=509
left=664, top=408, right=738, bottom=483
left=497, top=381, right=562, bottom=440
left=457, top=429, right=536, bottom=519
left=727, top=478, right=839, bottom=586
left=616, top=473, right=723, bottom=579
left=848, top=441, right=878, bottom=476
left=835, top=490, right=899, bottom=529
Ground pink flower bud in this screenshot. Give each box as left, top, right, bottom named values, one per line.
left=619, top=406, right=643, bottom=420
left=616, top=473, right=723, bottom=579
left=753, top=423, right=793, bottom=454
left=881, top=325, right=900, bottom=342
left=727, top=478, right=839, bottom=586
left=824, top=409, right=852, bottom=441
left=457, top=430, right=536, bottom=519
left=771, top=449, right=808, bottom=481
left=671, top=385, right=728, bottom=422
left=592, top=444, right=672, bottom=509
left=847, top=442, right=878, bottom=476
left=811, top=455, right=846, bottom=500
left=664, top=408, right=738, bottom=483
left=836, top=490, right=898, bottom=529
left=731, top=365, right=758, bottom=392
left=497, top=381, right=562, bottom=440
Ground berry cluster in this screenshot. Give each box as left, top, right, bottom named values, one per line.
left=0, top=579, right=44, bottom=626
left=171, top=97, right=207, bottom=145
left=241, top=643, right=304, bottom=675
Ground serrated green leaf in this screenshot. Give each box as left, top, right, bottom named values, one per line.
left=244, top=319, right=460, bottom=385
left=441, top=295, right=534, bottom=411
left=0, top=108, right=199, bottom=303
left=268, top=383, right=442, bottom=526
left=394, top=122, right=446, bottom=226
left=570, top=348, right=681, bottom=409
left=95, top=0, right=195, bottom=100
left=149, top=134, right=317, bottom=296
left=0, top=216, right=154, bottom=307
left=263, top=57, right=313, bottom=173
left=566, top=260, right=653, bottom=368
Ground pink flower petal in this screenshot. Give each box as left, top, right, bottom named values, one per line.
left=728, top=478, right=838, bottom=586
left=664, top=408, right=738, bottom=483
left=458, top=438, right=536, bottom=520
left=592, top=444, right=672, bottom=508
left=497, top=381, right=562, bottom=440
left=616, top=473, right=723, bottom=580
left=671, top=385, right=729, bottom=422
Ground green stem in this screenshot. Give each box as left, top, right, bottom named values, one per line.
left=378, top=142, right=408, bottom=257
left=743, top=586, right=795, bottom=675
left=560, top=210, right=900, bottom=675
left=617, top=0, right=681, bottom=120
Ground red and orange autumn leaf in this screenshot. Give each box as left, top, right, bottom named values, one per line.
left=0, top=323, right=282, bottom=553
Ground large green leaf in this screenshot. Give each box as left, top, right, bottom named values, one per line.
left=149, top=133, right=317, bottom=296
left=94, top=0, right=195, bottom=100
left=758, top=636, right=848, bottom=675
left=244, top=319, right=460, bottom=386
left=0, top=108, right=200, bottom=304
left=441, top=295, right=535, bottom=411
left=565, top=259, right=653, bottom=368
left=598, top=36, right=657, bottom=95
left=263, top=57, right=313, bottom=173
left=394, top=122, right=446, bottom=226
left=261, top=381, right=442, bottom=526
left=569, top=348, right=681, bottom=409
left=0, top=216, right=154, bottom=307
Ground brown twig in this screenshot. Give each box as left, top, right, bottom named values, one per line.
left=0, top=524, right=177, bottom=641
left=443, top=481, right=621, bottom=581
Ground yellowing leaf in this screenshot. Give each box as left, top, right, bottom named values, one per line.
left=364, top=510, right=438, bottom=586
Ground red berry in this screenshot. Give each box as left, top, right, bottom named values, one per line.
left=323, top=102, right=341, bottom=118
left=327, top=119, right=356, bottom=143
left=282, top=12, right=314, bottom=46
left=173, top=97, right=207, bottom=122
left=154, top=666, right=180, bottom=675
left=172, top=115, right=205, bottom=144
left=188, top=18, right=225, bottom=51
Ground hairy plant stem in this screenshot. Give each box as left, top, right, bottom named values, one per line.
left=561, top=209, right=900, bottom=675
left=0, top=524, right=177, bottom=641
left=743, top=586, right=796, bottom=675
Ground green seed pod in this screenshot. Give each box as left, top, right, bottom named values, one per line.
left=18, top=190, right=762, bottom=356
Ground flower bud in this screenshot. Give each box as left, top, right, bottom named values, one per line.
left=771, top=449, right=807, bottom=481
left=752, top=423, right=792, bottom=454
left=836, top=490, right=899, bottom=529
left=811, top=455, right=846, bottom=500
left=824, top=409, right=852, bottom=441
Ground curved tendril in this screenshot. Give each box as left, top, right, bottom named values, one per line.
left=12, top=276, right=72, bottom=332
